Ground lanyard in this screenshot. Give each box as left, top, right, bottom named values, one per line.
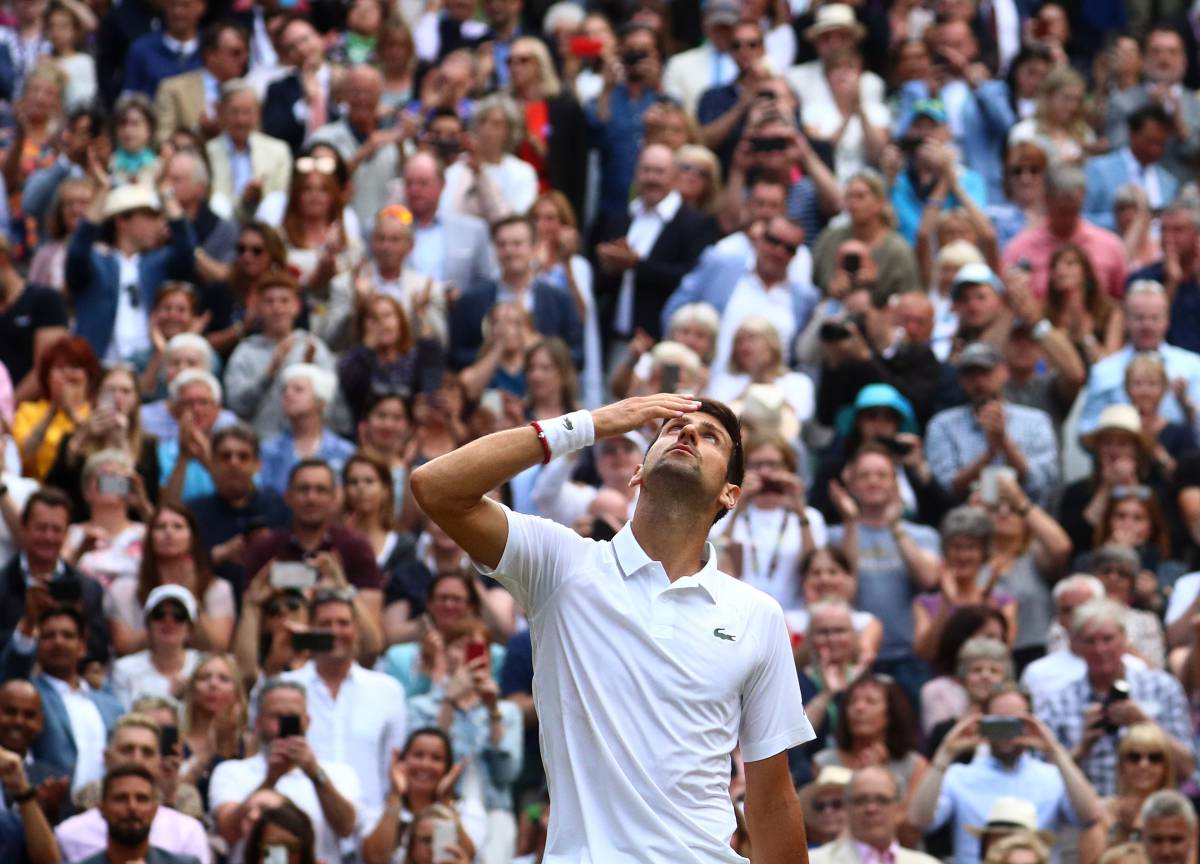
left=746, top=508, right=791, bottom=581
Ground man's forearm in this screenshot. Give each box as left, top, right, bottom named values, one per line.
left=1048, top=742, right=1103, bottom=824
left=908, top=755, right=948, bottom=829
left=413, top=426, right=544, bottom=520
left=314, top=775, right=357, bottom=837
left=745, top=785, right=808, bottom=864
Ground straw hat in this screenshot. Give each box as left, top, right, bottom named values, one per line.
left=1079, top=404, right=1154, bottom=455
left=733, top=383, right=801, bottom=442
left=804, top=4, right=865, bottom=41
left=965, top=797, right=1056, bottom=846
left=102, top=184, right=161, bottom=220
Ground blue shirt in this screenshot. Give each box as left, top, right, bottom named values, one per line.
left=1079, top=343, right=1200, bottom=433
left=586, top=86, right=670, bottom=217
left=258, top=429, right=357, bottom=494
left=157, top=439, right=215, bottom=499
left=122, top=32, right=201, bottom=96
left=226, top=136, right=253, bottom=200
left=410, top=218, right=446, bottom=280
left=892, top=166, right=988, bottom=244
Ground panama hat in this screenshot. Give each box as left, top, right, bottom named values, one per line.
left=1079, top=404, right=1154, bottom=455
left=804, top=4, right=865, bottom=41
left=102, top=184, right=161, bottom=220
left=965, top=797, right=1055, bottom=846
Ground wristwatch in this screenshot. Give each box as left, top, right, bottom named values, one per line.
left=310, top=767, right=329, bottom=788
left=8, top=786, right=34, bottom=804
left=1031, top=319, right=1053, bottom=341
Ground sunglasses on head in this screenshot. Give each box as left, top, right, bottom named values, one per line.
left=265, top=595, right=305, bottom=617
left=1123, top=750, right=1166, bottom=765
left=149, top=605, right=188, bottom=623
left=295, top=155, right=337, bottom=175
left=1111, top=484, right=1152, bottom=501
left=377, top=204, right=413, bottom=226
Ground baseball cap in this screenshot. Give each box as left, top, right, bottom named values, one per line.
left=955, top=342, right=1003, bottom=371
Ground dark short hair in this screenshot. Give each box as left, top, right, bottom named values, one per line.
left=101, top=763, right=157, bottom=801
left=21, top=487, right=73, bottom=525
left=798, top=545, right=853, bottom=582
left=402, top=726, right=455, bottom=764
left=363, top=390, right=410, bottom=420
left=202, top=18, right=249, bottom=54
left=243, top=802, right=317, bottom=864
left=931, top=604, right=1008, bottom=677
left=212, top=422, right=260, bottom=458
left=38, top=604, right=85, bottom=636
left=648, top=398, right=744, bottom=523
left=1129, top=103, right=1173, bottom=134
left=490, top=214, right=533, bottom=241
left=287, top=458, right=336, bottom=489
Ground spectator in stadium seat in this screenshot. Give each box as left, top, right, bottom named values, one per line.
left=258, top=364, right=355, bottom=495
left=261, top=18, right=340, bottom=154
left=75, top=764, right=201, bottom=864
left=1139, top=790, right=1196, bottom=864
left=1128, top=202, right=1200, bottom=355
left=204, top=79, right=293, bottom=224
left=153, top=20, right=249, bottom=145
left=1084, top=105, right=1178, bottom=232
left=158, top=151, right=237, bottom=287
left=120, top=0, right=203, bottom=97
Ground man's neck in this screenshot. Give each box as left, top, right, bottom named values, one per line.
left=857, top=503, right=890, bottom=527
left=1049, top=219, right=1078, bottom=241
left=265, top=325, right=294, bottom=343
left=628, top=495, right=711, bottom=583
left=46, top=668, right=79, bottom=688
left=105, top=841, right=151, bottom=864
left=220, top=485, right=255, bottom=508
left=25, top=555, right=59, bottom=578
left=860, top=836, right=896, bottom=854
left=376, top=260, right=402, bottom=281
left=754, top=265, right=785, bottom=289
left=114, top=236, right=140, bottom=257
left=292, top=521, right=329, bottom=549
left=412, top=209, right=436, bottom=228
left=316, top=656, right=353, bottom=689
left=228, top=131, right=250, bottom=151
left=166, top=26, right=196, bottom=43
left=182, top=199, right=200, bottom=220
left=502, top=270, right=532, bottom=294
left=1088, top=668, right=1119, bottom=693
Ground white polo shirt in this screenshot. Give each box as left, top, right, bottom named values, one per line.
left=479, top=507, right=814, bottom=863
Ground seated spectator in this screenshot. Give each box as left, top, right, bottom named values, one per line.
left=13, top=335, right=99, bottom=481
left=397, top=803, right=476, bottom=864
left=66, top=173, right=195, bottom=366
left=209, top=679, right=361, bottom=864
left=152, top=20, right=249, bottom=145
left=241, top=801, right=320, bottom=864
left=0, top=605, right=121, bottom=797
left=204, top=80, right=293, bottom=224
left=789, top=547, right=883, bottom=664
left=910, top=683, right=1104, bottom=864
left=223, top=272, right=340, bottom=440
left=921, top=630, right=1011, bottom=742
left=797, top=601, right=866, bottom=741
left=354, top=393, right=412, bottom=519
left=1139, top=790, right=1196, bottom=864
left=177, top=652, right=248, bottom=808
left=0, top=488, right=110, bottom=664
left=609, top=303, right=719, bottom=401
left=333, top=284, right=441, bottom=426
left=110, top=585, right=200, bottom=709
left=139, top=333, right=237, bottom=442
left=1083, top=544, right=1167, bottom=669
left=442, top=93, right=537, bottom=221
left=107, top=95, right=157, bottom=188
left=0, top=740, right=60, bottom=863
left=27, top=177, right=92, bottom=292
left=279, top=151, right=363, bottom=296
left=1033, top=598, right=1193, bottom=795
left=1008, top=67, right=1095, bottom=166
left=133, top=286, right=219, bottom=403
left=63, top=449, right=148, bottom=588
left=715, top=432, right=826, bottom=611
left=1084, top=106, right=1177, bottom=231
left=1129, top=203, right=1200, bottom=355
left=259, top=364, right=355, bottom=496
left=809, top=762, right=933, bottom=862
left=1002, top=165, right=1128, bottom=302
left=158, top=369, right=224, bottom=502
left=985, top=142, right=1048, bottom=253
left=1101, top=723, right=1178, bottom=845
left=925, top=343, right=1059, bottom=503
left=1046, top=243, right=1125, bottom=366
left=708, top=316, right=815, bottom=429
left=120, top=0, right=202, bottom=96
left=796, top=766, right=851, bottom=849
left=106, top=503, right=234, bottom=656
left=204, top=223, right=289, bottom=359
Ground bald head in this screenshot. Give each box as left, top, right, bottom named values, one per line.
left=893, top=292, right=934, bottom=346
left=636, top=143, right=677, bottom=207
left=404, top=151, right=444, bottom=221
left=0, top=680, right=43, bottom=754
left=346, top=65, right=384, bottom=124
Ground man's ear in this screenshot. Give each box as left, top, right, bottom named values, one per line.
left=719, top=483, right=741, bottom=513
left=628, top=463, right=644, bottom=489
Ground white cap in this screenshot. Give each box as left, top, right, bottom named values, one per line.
left=143, top=584, right=198, bottom=622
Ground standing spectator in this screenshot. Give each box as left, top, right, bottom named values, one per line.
left=258, top=364, right=355, bottom=495
left=1129, top=202, right=1200, bottom=355
left=261, top=18, right=340, bottom=154
left=1100, top=723, right=1178, bottom=844
left=281, top=590, right=407, bottom=821
left=109, top=585, right=201, bottom=709
left=76, top=764, right=200, bottom=864
left=697, top=19, right=773, bottom=172
left=442, top=93, right=538, bottom=222
left=120, top=0, right=203, bottom=97
left=204, top=80, right=293, bottom=224
left=1084, top=106, right=1178, bottom=231
left=153, top=21, right=250, bottom=144
left=661, top=0, right=736, bottom=115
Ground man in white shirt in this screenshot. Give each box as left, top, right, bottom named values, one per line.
left=411, top=393, right=814, bottom=863
left=281, top=590, right=406, bottom=824
left=210, top=679, right=360, bottom=864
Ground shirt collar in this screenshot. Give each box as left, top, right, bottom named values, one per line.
left=610, top=522, right=724, bottom=604
left=854, top=840, right=901, bottom=863
left=629, top=190, right=682, bottom=222
left=163, top=33, right=198, bottom=54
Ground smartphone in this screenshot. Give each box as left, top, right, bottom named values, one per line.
left=291, top=629, right=335, bottom=653
left=843, top=252, right=862, bottom=276
left=264, top=845, right=290, bottom=864
left=878, top=436, right=913, bottom=457
left=270, top=561, right=318, bottom=590
left=48, top=578, right=82, bottom=603
left=465, top=639, right=488, bottom=664
left=660, top=363, right=681, bottom=393
left=96, top=474, right=132, bottom=496
left=431, top=819, right=457, bottom=863
left=979, top=466, right=1017, bottom=505
left=749, top=136, right=789, bottom=152
left=979, top=715, right=1023, bottom=742
left=568, top=35, right=605, bottom=57
left=278, top=713, right=302, bottom=738
left=159, top=724, right=179, bottom=756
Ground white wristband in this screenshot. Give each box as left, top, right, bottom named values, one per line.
left=534, top=410, right=595, bottom=462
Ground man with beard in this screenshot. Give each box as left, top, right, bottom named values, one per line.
left=78, top=764, right=199, bottom=864
left=411, top=394, right=814, bottom=863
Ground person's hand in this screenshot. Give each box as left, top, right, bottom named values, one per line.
left=1172, top=377, right=1193, bottom=411
left=936, top=714, right=982, bottom=762
left=828, top=479, right=859, bottom=522
left=939, top=566, right=961, bottom=602
left=240, top=177, right=264, bottom=212
left=828, top=65, right=860, bottom=115
left=19, top=580, right=51, bottom=636
left=266, top=738, right=296, bottom=783
left=212, top=534, right=247, bottom=567
left=281, top=735, right=320, bottom=779
left=595, top=239, right=638, bottom=274
left=879, top=143, right=903, bottom=183
left=976, top=400, right=1006, bottom=450
left=444, top=663, right=476, bottom=706
left=182, top=424, right=212, bottom=467
left=850, top=740, right=888, bottom=768
left=1078, top=704, right=1106, bottom=755
left=435, top=760, right=465, bottom=802
left=964, top=62, right=991, bottom=88
left=1105, top=697, right=1148, bottom=730
left=730, top=138, right=754, bottom=175
left=388, top=747, right=408, bottom=798
left=474, top=662, right=499, bottom=710
left=268, top=334, right=296, bottom=375
left=1004, top=269, right=1041, bottom=323
left=309, top=551, right=349, bottom=591
left=894, top=432, right=926, bottom=472
left=768, top=470, right=807, bottom=515
left=77, top=523, right=110, bottom=556
left=995, top=470, right=1028, bottom=510
left=244, top=563, right=274, bottom=609
left=150, top=321, right=168, bottom=355
left=628, top=328, right=655, bottom=361
left=590, top=393, right=702, bottom=441
left=35, top=776, right=69, bottom=817
left=739, top=471, right=763, bottom=503
left=881, top=494, right=904, bottom=528
left=1011, top=713, right=1058, bottom=754
left=0, top=746, right=27, bottom=793
left=815, top=644, right=848, bottom=693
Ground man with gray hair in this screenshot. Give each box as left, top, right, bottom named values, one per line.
left=161, top=369, right=226, bottom=502
left=159, top=150, right=238, bottom=284
left=209, top=678, right=360, bottom=864
left=1079, top=278, right=1200, bottom=433
left=1129, top=200, right=1200, bottom=353
left=1021, top=574, right=1148, bottom=703
left=205, top=78, right=293, bottom=221
left=1141, top=789, right=1196, bottom=864
left=1002, top=164, right=1128, bottom=300
left=1034, top=598, right=1193, bottom=795
left=811, top=766, right=940, bottom=864
left=257, top=364, right=355, bottom=494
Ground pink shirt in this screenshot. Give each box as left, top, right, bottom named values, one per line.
left=1002, top=218, right=1129, bottom=301
left=856, top=839, right=902, bottom=864
left=54, top=804, right=211, bottom=864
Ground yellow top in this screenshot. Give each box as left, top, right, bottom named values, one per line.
left=12, top=400, right=90, bottom=480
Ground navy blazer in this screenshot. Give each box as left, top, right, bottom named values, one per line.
left=121, top=31, right=201, bottom=96
left=262, top=73, right=342, bottom=154
left=66, top=217, right=195, bottom=360
left=0, top=641, right=122, bottom=782
left=448, top=279, right=583, bottom=371
left=0, top=557, right=110, bottom=665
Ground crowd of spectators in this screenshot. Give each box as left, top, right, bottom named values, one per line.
left=0, top=0, right=1199, bottom=861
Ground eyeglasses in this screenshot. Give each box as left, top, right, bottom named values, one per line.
left=732, top=39, right=762, bottom=49
left=812, top=798, right=845, bottom=813
left=1008, top=164, right=1043, bottom=177
left=148, top=605, right=189, bottom=623
left=295, top=155, right=337, bottom=175
left=1122, top=750, right=1166, bottom=765
left=763, top=233, right=799, bottom=255
left=237, top=242, right=266, bottom=256
left=265, top=595, right=305, bottom=616
left=1111, top=484, right=1152, bottom=501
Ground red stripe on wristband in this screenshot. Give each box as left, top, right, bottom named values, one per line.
left=530, top=421, right=551, bottom=464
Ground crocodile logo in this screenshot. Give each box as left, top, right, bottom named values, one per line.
left=713, top=628, right=736, bottom=642
left=563, top=417, right=574, bottom=430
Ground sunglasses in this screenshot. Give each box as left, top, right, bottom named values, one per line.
left=1111, top=484, right=1152, bottom=501
left=763, top=233, right=799, bottom=255
left=265, top=595, right=305, bottom=616
left=1123, top=750, right=1166, bottom=765
left=295, top=155, right=337, bottom=175
left=1008, top=164, right=1043, bottom=177
left=677, top=163, right=711, bottom=178
left=236, top=243, right=266, bottom=256
left=732, top=39, right=761, bottom=49
left=812, top=798, right=845, bottom=813
left=149, top=605, right=188, bottom=623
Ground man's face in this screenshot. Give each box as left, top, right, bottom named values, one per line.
left=594, top=438, right=641, bottom=490
left=731, top=23, right=763, bottom=74
left=259, top=287, right=301, bottom=334
left=635, top=145, right=675, bottom=207
left=746, top=182, right=786, bottom=225
left=1144, top=815, right=1194, bottom=864
left=371, top=220, right=411, bottom=270
left=101, top=776, right=157, bottom=848
left=755, top=218, right=802, bottom=282
left=163, top=155, right=204, bottom=209
left=211, top=437, right=258, bottom=499
left=1077, top=619, right=1127, bottom=680
left=1055, top=585, right=1093, bottom=630
left=163, top=0, right=203, bottom=34
left=37, top=614, right=84, bottom=679
left=986, top=691, right=1029, bottom=762
left=23, top=502, right=68, bottom=565
left=846, top=769, right=901, bottom=848
left=346, top=70, right=382, bottom=124
left=281, top=377, right=319, bottom=420
left=175, top=382, right=220, bottom=433
left=258, top=688, right=308, bottom=742
left=1130, top=120, right=1170, bottom=167
left=894, top=295, right=934, bottom=345
left=1127, top=293, right=1169, bottom=351
left=361, top=397, right=408, bottom=452
left=953, top=282, right=1002, bottom=330
left=959, top=363, right=1004, bottom=403
left=632, top=412, right=737, bottom=516
left=280, top=20, right=322, bottom=68
left=815, top=27, right=854, bottom=59
left=495, top=222, right=534, bottom=280
left=285, top=466, right=338, bottom=528
left=108, top=727, right=161, bottom=774
left=847, top=453, right=895, bottom=509
left=1161, top=211, right=1198, bottom=257
left=119, top=209, right=162, bottom=252
left=221, top=91, right=259, bottom=142
left=1145, top=32, right=1186, bottom=84
left=0, top=684, right=42, bottom=753
left=206, top=28, right=248, bottom=80
left=312, top=600, right=357, bottom=662
left=936, top=21, right=976, bottom=65
left=404, top=158, right=444, bottom=220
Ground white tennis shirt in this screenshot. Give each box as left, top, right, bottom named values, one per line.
left=478, top=506, right=815, bottom=863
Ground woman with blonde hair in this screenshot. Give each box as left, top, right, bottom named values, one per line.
left=983, top=830, right=1052, bottom=864
left=609, top=302, right=720, bottom=399
left=1008, top=66, right=1096, bottom=165
left=507, top=35, right=588, bottom=218
left=708, top=316, right=814, bottom=427
left=1101, top=724, right=1177, bottom=845
left=674, top=144, right=722, bottom=217
left=179, top=652, right=249, bottom=804
left=1100, top=844, right=1151, bottom=864
left=2, top=60, right=67, bottom=195
left=1125, top=352, right=1196, bottom=477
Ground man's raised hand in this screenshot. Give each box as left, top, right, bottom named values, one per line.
left=591, top=394, right=702, bottom=440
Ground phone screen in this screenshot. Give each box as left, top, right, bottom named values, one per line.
left=465, top=640, right=488, bottom=664
left=278, top=714, right=302, bottom=738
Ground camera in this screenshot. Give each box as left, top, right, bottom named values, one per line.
left=843, top=252, right=862, bottom=276
left=818, top=313, right=865, bottom=342
left=1091, top=679, right=1132, bottom=735
left=750, top=136, right=789, bottom=153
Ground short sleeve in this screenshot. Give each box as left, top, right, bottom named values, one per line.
left=208, top=760, right=249, bottom=810
left=203, top=577, right=236, bottom=618
left=739, top=600, right=816, bottom=762
left=474, top=505, right=593, bottom=614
